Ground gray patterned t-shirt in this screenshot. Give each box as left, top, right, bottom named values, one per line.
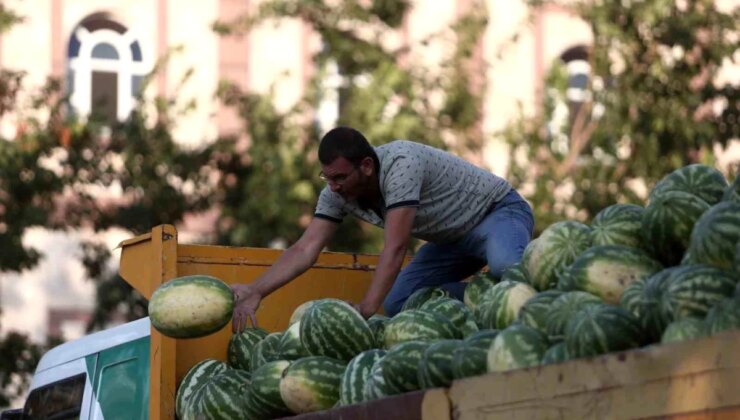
left=314, top=140, right=511, bottom=243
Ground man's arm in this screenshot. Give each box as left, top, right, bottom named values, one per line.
left=232, top=217, right=338, bottom=331
left=358, top=206, right=416, bottom=317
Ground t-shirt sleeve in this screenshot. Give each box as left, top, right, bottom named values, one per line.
left=383, top=154, right=423, bottom=210
left=314, top=187, right=345, bottom=223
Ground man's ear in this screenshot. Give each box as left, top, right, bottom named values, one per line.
left=360, top=156, right=374, bottom=176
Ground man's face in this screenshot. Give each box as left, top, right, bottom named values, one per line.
left=320, top=156, right=372, bottom=201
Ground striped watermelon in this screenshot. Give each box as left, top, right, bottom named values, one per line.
left=649, top=164, right=728, bottom=206
left=544, top=291, right=602, bottom=342
left=522, top=221, right=592, bottom=291
left=541, top=342, right=570, bottom=365
left=228, top=327, right=268, bottom=371
left=451, top=329, right=499, bottom=379
left=401, top=287, right=449, bottom=311
left=176, top=359, right=230, bottom=419
left=723, top=175, right=740, bottom=203
left=277, top=321, right=310, bottom=360
left=186, top=369, right=251, bottom=420
left=564, top=304, right=645, bottom=358
left=464, top=271, right=498, bottom=311
left=339, top=349, right=386, bottom=406
left=289, top=301, right=316, bottom=326
left=501, top=262, right=528, bottom=283
left=421, top=297, right=478, bottom=337
left=475, top=280, right=537, bottom=330
left=641, top=190, right=710, bottom=266
left=379, top=340, right=432, bottom=394
left=300, top=299, right=375, bottom=361
left=418, top=340, right=464, bottom=389
left=660, top=264, right=738, bottom=325
left=383, top=309, right=461, bottom=348
left=517, top=290, right=564, bottom=333
left=245, top=360, right=292, bottom=419
left=251, top=332, right=283, bottom=371
left=688, top=201, right=740, bottom=271
left=590, top=204, right=645, bottom=249
left=661, top=318, right=705, bottom=344
left=557, top=245, right=663, bottom=304
left=367, top=315, right=390, bottom=348
left=149, top=275, right=234, bottom=339
left=487, top=324, right=549, bottom=372
left=279, top=356, right=347, bottom=414
left=624, top=268, right=677, bottom=341
left=363, top=357, right=393, bottom=401
left=704, top=296, right=740, bottom=335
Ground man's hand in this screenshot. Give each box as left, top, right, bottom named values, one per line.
left=352, top=301, right=378, bottom=320
left=232, top=284, right=262, bottom=333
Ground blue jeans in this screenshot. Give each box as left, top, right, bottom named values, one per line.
left=383, top=189, right=534, bottom=316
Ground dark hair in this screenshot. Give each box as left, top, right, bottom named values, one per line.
left=319, top=127, right=379, bottom=170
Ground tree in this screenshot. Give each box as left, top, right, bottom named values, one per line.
left=505, top=0, right=739, bottom=231
left=211, top=0, right=490, bottom=252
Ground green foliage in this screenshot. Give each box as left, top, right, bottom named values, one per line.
left=505, top=0, right=739, bottom=232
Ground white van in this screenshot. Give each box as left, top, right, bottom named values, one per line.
left=1, top=318, right=150, bottom=420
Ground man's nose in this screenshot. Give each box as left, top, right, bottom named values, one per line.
left=329, top=182, right=341, bottom=193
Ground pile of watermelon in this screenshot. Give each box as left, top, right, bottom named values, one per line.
left=171, top=164, right=739, bottom=419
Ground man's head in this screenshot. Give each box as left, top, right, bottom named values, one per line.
left=318, top=127, right=379, bottom=201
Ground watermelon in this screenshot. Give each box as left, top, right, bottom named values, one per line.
left=245, top=360, right=292, bottom=419
left=277, top=321, right=309, bottom=361
left=735, top=242, right=740, bottom=273
left=564, top=304, right=645, bottom=358
left=541, top=342, right=570, bottom=365
left=660, top=318, right=704, bottom=344
left=649, top=164, right=728, bottom=206
left=383, top=309, right=461, bottom=348
left=660, top=264, right=738, bottom=325
left=339, top=349, right=386, bottom=406
left=421, top=297, right=478, bottom=337
left=544, top=291, right=602, bottom=342
left=279, top=356, right=347, bottom=414
left=722, top=175, right=740, bottom=203
left=289, top=301, right=315, bottom=326
left=487, top=324, right=549, bottom=372
left=367, top=315, right=390, bottom=348
left=590, top=204, right=645, bottom=249
left=401, top=287, right=449, bottom=311
left=176, top=359, right=230, bottom=419
left=688, top=201, right=740, bottom=271
left=228, top=327, right=268, bottom=371
left=641, top=190, right=710, bottom=266
left=624, top=268, right=677, bottom=342
left=363, top=357, right=393, bottom=401
left=186, top=369, right=251, bottom=420
left=379, top=340, right=433, bottom=394
left=149, top=275, right=234, bottom=339
left=418, top=340, right=464, bottom=389
left=521, top=221, right=592, bottom=291
left=557, top=245, right=663, bottom=304
left=451, top=329, right=499, bottom=379
left=300, top=299, right=375, bottom=361
left=475, top=280, right=537, bottom=329
left=464, top=271, right=498, bottom=311
left=704, top=296, right=740, bottom=335
left=517, top=290, right=564, bottom=333
left=501, top=262, right=528, bottom=283
left=251, top=332, right=283, bottom=371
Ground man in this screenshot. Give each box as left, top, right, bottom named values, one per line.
left=231, top=127, right=534, bottom=332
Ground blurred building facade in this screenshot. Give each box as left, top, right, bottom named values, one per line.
left=0, top=0, right=737, bottom=342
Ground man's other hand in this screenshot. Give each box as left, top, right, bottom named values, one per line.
left=232, top=283, right=262, bottom=333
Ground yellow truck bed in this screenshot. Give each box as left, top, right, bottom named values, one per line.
left=119, top=225, right=740, bottom=419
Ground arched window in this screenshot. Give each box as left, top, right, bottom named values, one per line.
left=67, top=14, right=149, bottom=123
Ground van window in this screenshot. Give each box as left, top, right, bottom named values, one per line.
left=23, top=374, right=85, bottom=420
